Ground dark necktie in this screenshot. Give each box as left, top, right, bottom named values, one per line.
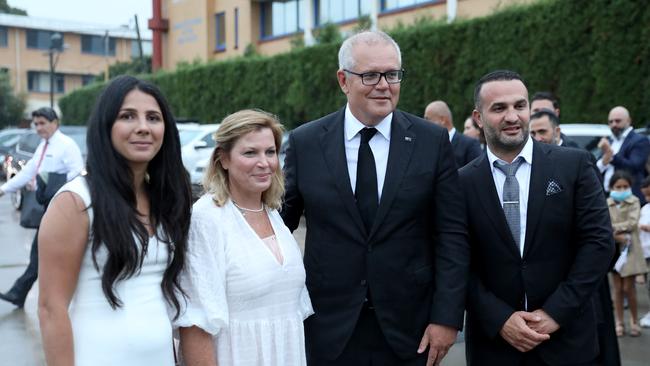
left=493, top=157, right=525, bottom=252
left=356, top=128, right=378, bottom=234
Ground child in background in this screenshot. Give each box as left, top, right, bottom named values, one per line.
left=638, top=177, right=650, bottom=328
left=607, top=171, right=648, bottom=337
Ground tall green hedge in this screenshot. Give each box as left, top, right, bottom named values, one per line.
left=59, top=0, right=650, bottom=129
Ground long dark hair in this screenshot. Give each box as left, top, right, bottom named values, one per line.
left=85, top=75, right=191, bottom=318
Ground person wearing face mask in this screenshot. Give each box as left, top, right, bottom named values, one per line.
left=607, top=170, right=649, bottom=338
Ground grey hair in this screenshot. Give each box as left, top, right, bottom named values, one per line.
left=338, top=30, right=402, bottom=71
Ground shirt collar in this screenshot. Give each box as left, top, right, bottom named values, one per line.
left=344, top=104, right=392, bottom=142
left=46, top=128, right=62, bottom=143
left=448, top=127, right=456, bottom=142
left=486, top=136, right=534, bottom=168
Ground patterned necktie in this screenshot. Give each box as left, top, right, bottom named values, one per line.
left=493, top=157, right=525, bottom=251
left=356, top=127, right=378, bottom=234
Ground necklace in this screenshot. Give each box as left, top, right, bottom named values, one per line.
left=233, top=201, right=264, bottom=217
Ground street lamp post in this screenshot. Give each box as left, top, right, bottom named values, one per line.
left=48, top=32, right=62, bottom=108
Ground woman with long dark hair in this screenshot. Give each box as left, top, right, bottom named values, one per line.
left=37, top=75, right=192, bottom=365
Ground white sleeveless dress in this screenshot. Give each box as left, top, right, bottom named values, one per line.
left=56, top=176, right=175, bottom=366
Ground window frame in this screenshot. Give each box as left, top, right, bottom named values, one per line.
left=260, top=0, right=304, bottom=40
left=26, top=29, right=63, bottom=50
left=215, top=12, right=226, bottom=52
left=0, top=26, right=7, bottom=47
left=380, top=0, right=440, bottom=13
left=81, top=34, right=117, bottom=56
left=27, top=71, right=65, bottom=94
left=315, top=0, right=370, bottom=26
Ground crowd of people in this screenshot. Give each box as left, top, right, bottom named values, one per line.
left=0, top=29, right=648, bottom=366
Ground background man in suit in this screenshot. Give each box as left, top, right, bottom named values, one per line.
left=597, top=106, right=650, bottom=204
left=529, top=110, right=579, bottom=148
left=459, top=70, right=614, bottom=365
left=424, top=100, right=482, bottom=168
left=530, top=92, right=578, bottom=148
left=282, top=30, right=470, bottom=366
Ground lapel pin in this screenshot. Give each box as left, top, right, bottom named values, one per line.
left=404, top=136, right=413, bottom=142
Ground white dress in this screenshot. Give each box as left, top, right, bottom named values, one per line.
left=56, top=176, right=175, bottom=366
left=175, top=195, right=313, bottom=365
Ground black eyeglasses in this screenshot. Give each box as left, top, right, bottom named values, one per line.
left=343, top=69, right=404, bottom=86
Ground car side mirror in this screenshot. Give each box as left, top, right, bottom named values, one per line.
left=194, top=141, right=208, bottom=149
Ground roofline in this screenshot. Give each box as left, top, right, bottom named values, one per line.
left=0, top=13, right=150, bottom=40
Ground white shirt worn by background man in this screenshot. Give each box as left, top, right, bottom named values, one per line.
left=597, top=126, right=632, bottom=191
left=0, top=129, right=84, bottom=194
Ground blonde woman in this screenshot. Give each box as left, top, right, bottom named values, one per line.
left=176, top=109, right=313, bottom=365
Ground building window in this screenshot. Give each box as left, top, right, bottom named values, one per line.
left=317, top=0, right=371, bottom=25
left=27, top=71, right=64, bottom=93
left=234, top=8, right=239, bottom=49
left=81, top=75, right=97, bottom=86
left=0, top=26, right=7, bottom=47
left=81, top=34, right=116, bottom=56
left=26, top=29, right=63, bottom=50
left=381, top=0, right=437, bottom=12
left=261, top=0, right=305, bottom=39
left=215, top=12, right=226, bottom=51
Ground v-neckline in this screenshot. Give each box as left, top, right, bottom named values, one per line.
left=229, top=200, right=285, bottom=267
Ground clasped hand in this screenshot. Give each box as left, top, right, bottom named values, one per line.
left=499, top=309, right=559, bottom=353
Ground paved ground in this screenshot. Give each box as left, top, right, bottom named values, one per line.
left=0, top=194, right=648, bottom=365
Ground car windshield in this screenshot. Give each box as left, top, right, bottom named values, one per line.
left=0, top=133, right=23, bottom=147
left=179, top=130, right=203, bottom=146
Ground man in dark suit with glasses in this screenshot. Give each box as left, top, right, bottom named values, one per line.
left=282, top=30, right=470, bottom=366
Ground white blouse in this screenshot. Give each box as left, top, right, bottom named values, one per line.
left=175, top=195, right=313, bottom=366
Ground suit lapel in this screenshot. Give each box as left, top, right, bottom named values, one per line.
left=368, top=110, right=415, bottom=239
left=473, top=154, right=521, bottom=258
left=319, top=108, right=367, bottom=237
left=451, top=132, right=460, bottom=147
left=618, top=130, right=635, bottom=155
left=523, top=142, right=553, bottom=258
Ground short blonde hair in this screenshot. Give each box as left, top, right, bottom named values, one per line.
left=203, top=109, right=285, bottom=209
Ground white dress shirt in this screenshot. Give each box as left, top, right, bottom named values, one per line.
left=486, top=137, right=534, bottom=257
left=448, top=127, right=456, bottom=142
left=344, top=104, right=391, bottom=201
left=597, top=126, right=632, bottom=191
left=1, top=129, right=84, bottom=194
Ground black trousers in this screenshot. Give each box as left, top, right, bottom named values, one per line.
left=308, top=305, right=427, bottom=366
left=7, top=230, right=39, bottom=301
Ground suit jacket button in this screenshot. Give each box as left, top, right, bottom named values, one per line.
left=360, top=279, right=367, bottom=286
left=367, top=246, right=372, bottom=252
left=521, top=261, right=527, bottom=270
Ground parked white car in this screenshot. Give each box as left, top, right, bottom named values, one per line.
left=560, top=123, right=611, bottom=157
left=177, top=123, right=220, bottom=174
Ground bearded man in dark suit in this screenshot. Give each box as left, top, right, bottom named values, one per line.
left=459, top=70, right=614, bottom=366
left=282, top=30, right=470, bottom=366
